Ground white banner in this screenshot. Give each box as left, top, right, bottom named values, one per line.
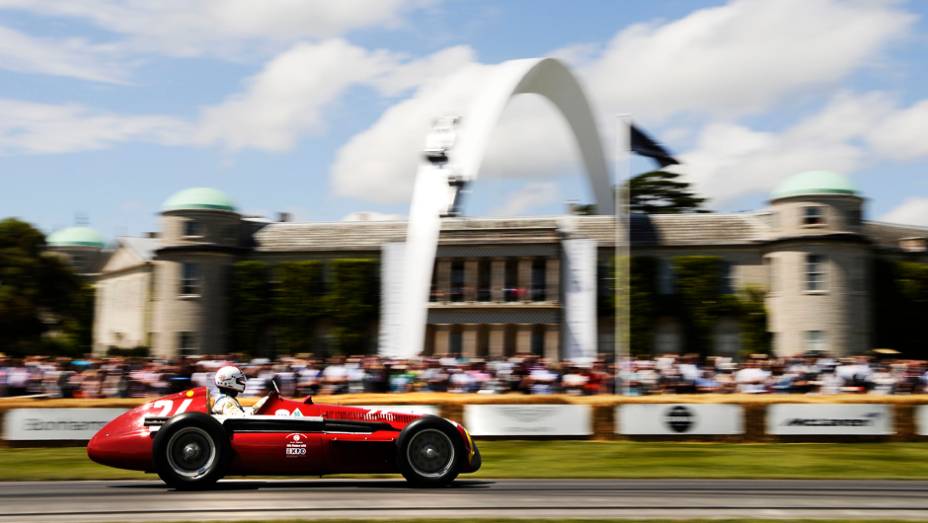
left=3, top=408, right=127, bottom=441
left=358, top=405, right=440, bottom=417
left=378, top=241, right=406, bottom=357
left=766, top=404, right=893, bottom=435
left=562, top=238, right=597, bottom=360
left=915, top=405, right=928, bottom=436
left=464, top=404, right=591, bottom=436
left=617, top=404, right=743, bottom=435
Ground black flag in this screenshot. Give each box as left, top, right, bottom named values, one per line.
left=630, top=124, right=679, bottom=168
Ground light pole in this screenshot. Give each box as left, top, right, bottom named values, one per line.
left=614, top=114, right=632, bottom=395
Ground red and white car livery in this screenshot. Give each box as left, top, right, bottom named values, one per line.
left=87, top=387, right=480, bottom=489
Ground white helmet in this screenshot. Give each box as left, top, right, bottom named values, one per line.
left=214, top=366, right=246, bottom=393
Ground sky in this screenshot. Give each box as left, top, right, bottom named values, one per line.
left=1, top=0, right=927, bottom=240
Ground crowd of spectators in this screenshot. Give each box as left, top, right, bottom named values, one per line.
left=0, top=352, right=926, bottom=399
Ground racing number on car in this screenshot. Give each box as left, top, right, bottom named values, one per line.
left=148, top=398, right=193, bottom=417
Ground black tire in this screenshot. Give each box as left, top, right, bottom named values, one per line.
left=152, top=412, right=229, bottom=490
left=396, top=416, right=462, bottom=487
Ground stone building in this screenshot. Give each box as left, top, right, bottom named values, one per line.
left=89, top=171, right=928, bottom=358
left=45, top=226, right=108, bottom=277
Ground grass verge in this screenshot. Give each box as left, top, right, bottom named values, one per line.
left=3, top=441, right=928, bottom=481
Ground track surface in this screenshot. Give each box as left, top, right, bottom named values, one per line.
left=4, top=479, right=928, bottom=521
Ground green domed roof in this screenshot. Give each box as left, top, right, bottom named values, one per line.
left=772, top=170, right=858, bottom=199
left=47, top=226, right=105, bottom=248
left=163, top=187, right=236, bottom=212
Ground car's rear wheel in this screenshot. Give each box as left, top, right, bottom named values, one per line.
left=153, top=412, right=228, bottom=490
left=397, top=417, right=461, bottom=487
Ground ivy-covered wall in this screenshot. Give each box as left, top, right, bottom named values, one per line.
left=616, top=255, right=771, bottom=358
left=229, top=258, right=378, bottom=356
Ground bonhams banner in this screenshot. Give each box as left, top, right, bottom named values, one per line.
left=766, top=404, right=893, bottom=436
left=616, top=404, right=744, bottom=435
left=464, top=404, right=592, bottom=436
left=3, top=408, right=127, bottom=440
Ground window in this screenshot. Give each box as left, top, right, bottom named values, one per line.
left=429, top=263, right=438, bottom=302
left=802, top=206, right=825, bottom=226
left=720, top=260, right=734, bottom=295
left=805, top=254, right=826, bottom=292
left=658, top=258, right=674, bottom=295
left=805, top=330, right=826, bottom=353
left=183, top=220, right=202, bottom=237
left=180, top=262, right=201, bottom=296
left=766, top=256, right=777, bottom=293
left=504, top=258, right=519, bottom=302
left=450, top=259, right=464, bottom=302
left=847, top=208, right=862, bottom=226
left=177, top=331, right=197, bottom=354
left=449, top=325, right=462, bottom=355
left=531, top=324, right=545, bottom=356
left=531, top=258, right=547, bottom=301
left=476, top=259, right=491, bottom=301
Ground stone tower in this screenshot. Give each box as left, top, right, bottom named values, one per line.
left=152, top=187, right=241, bottom=357
left=765, top=170, right=870, bottom=356
left=46, top=226, right=107, bottom=276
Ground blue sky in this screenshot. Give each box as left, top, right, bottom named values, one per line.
left=1, top=0, right=927, bottom=240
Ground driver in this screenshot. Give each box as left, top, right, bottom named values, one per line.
left=212, top=366, right=248, bottom=416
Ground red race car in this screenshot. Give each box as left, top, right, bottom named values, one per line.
left=87, top=386, right=481, bottom=489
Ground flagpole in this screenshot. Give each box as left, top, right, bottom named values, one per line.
left=614, top=114, right=631, bottom=395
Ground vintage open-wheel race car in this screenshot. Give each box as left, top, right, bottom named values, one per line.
left=87, top=385, right=481, bottom=489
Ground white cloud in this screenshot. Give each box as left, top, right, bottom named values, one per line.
left=0, top=25, right=127, bottom=83
left=678, top=91, right=928, bottom=205
left=329, top=62, right=492, bottom=203
left=489, top=181, right=560, bottom=217
left=0, top=39, right=472, bottom=156
left=868, top=100, right=928, bottom=161
left=582, top=0, right=914, bottom=121
left=880, top=197, right=928, bottom=228
left=193, top=40, right=473, bottom=152
left=329, top=0, right=916, bottom=205
left=0, top=99, right=184, bottom=154
left=0, top=0, right=431, bottom=58
left=193, top=40, right=397, bottom=151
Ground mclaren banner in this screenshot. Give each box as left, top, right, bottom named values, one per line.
left=766, top=404, right=894, bottom=436
left=3, top=408, right=127, bottom=441
left=464, top=404, right=592, bottom=436
left=616, top=404, right=744, bottom=435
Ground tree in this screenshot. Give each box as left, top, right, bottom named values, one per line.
left=229, top=260, right=273, bottom=356
left=873, top=259, right=928, bottom=357
left=273, top=261, right=324, bottom=355
left=327, top=259, right=379, bottom=354
left=628, top=170, right=709, bottom=214
left=0, top=218, right=85, bottom=355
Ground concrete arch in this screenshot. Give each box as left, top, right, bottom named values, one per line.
left=387, top=57, right=613, bottom=358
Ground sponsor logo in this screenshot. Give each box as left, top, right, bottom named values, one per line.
left=285, top=433, right=308, bottom=457
left=784, top=412, right=881, bottom=427
left=664, top=405, right=695, bottom=433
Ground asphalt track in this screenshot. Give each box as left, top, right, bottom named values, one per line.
left=4, top=479, right=928, bottom=521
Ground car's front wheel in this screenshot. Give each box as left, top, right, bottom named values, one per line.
left=397, top=417, right=461, bottom=487
left=152, top=412, right=228, bottom=490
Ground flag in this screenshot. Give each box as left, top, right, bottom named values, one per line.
left=629, top=124, right=679, bottom=168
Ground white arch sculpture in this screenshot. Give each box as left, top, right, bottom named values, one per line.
left=388, top=57, right=613, bottom=359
